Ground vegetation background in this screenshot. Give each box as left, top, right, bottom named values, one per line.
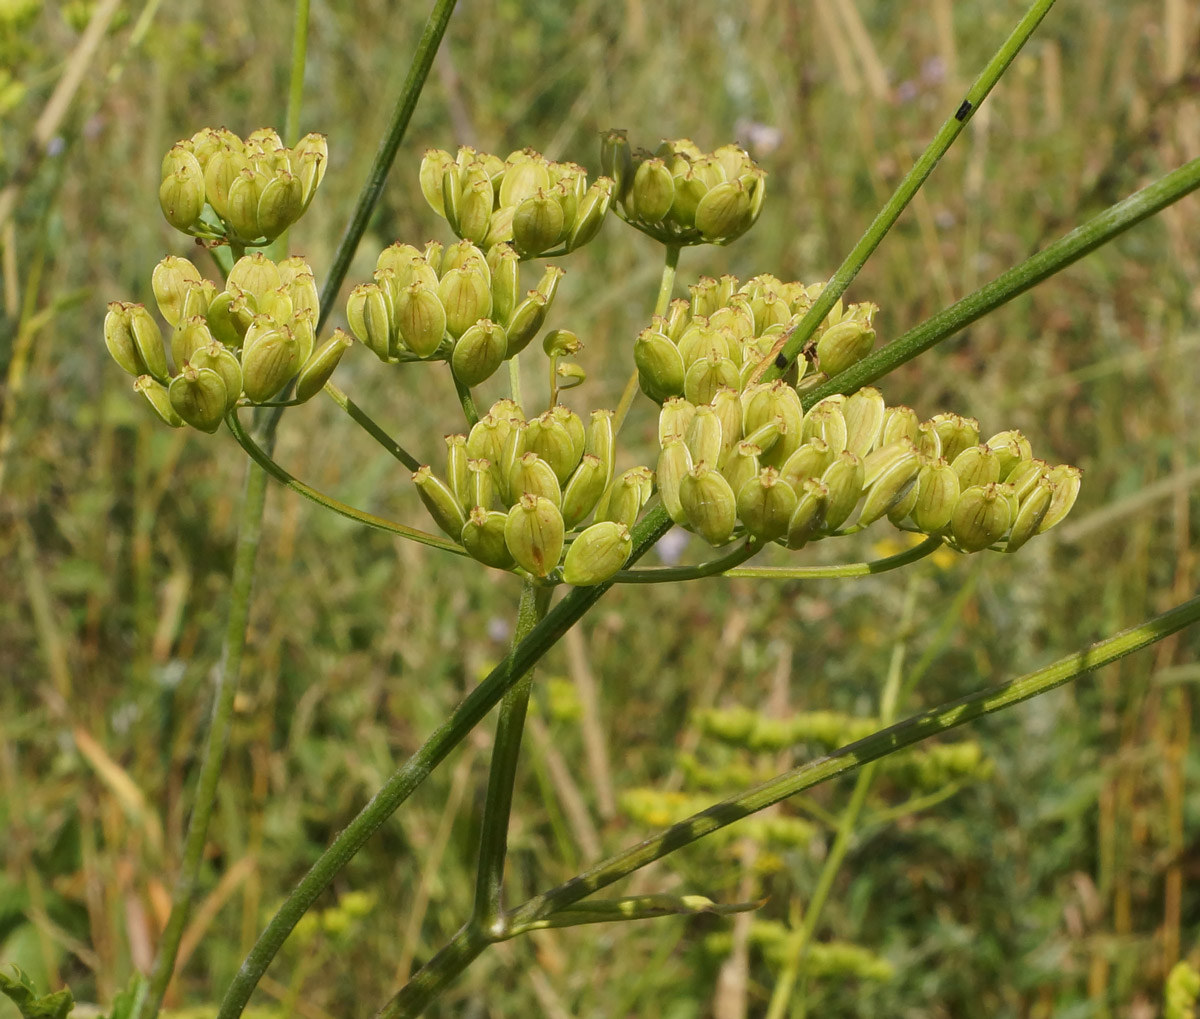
left=2, top=0, right=1199, bottom=1016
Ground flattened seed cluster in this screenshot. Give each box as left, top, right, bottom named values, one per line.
left=656, top=382, right=1081, bottom=554
left=635, top=272, right=877, bottom=403
left=104, top=252, right=349, bottom=432
left=345, top=239, right=564, bottom=387
left=414, top=399, right=654, bottom=586
left=418, top=146, right=614, bottom=258
left=602, top=132, right=766, bottom=246
left=159, top=127, right=327, bottom=245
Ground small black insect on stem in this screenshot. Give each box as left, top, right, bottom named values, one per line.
left=955, top=99, right=973, bottom=122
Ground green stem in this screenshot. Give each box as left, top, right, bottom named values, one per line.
left=323, top=381, right=422, bottom=471
left=653, top=244, right=681, bottom=318
left=133, top=12, right=312, bottom=1012
left=313, top=0, right=458, bottom=338
left=269, top=0, right=310, bottom=260
left=283, top=0, right=309, bottom=147
left=800, top=155, right=1200, bottom=407
left=453, top=371, right=480, bottom=428
left=225, top=410, right=463, bottom=554
left=613, top=244, right=680, bottom=434
left=372, top=926, right=490, bottom=1019
left=865, top=780, right=966, bottom=828
left=725, top=536, right=943, bottom=578
left=763, top=581, right=918, bottom=1019
left=615, top=535, right=942, bottom=583
left=259, top=0, right=460, bottom=440
left=612, top=537, right=759, bottom=583
left=761, top=0, right=1058, bottom=384
left=215, top=508, right=674, bottom=1019
left=472, top=580, right=552, bottom=929
left=134, top=448, right=269, bottom=1019
left=506, top=593, right=1200, bottom=930
left=510, top=353, right=524, bottom=411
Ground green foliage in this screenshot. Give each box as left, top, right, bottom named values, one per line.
left=3, top=1, right=1200, bottom=1018
left=0, top=969, right=73, bottom=1019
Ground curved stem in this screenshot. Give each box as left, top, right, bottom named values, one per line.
left=216, top=507, right=674, bottom=1019
left=612, top=537, right=760, bottom=583
left=800, top=155, right=1200, bottom=407
left=323, top=381, right=422, bottom=471
left=134, top=450, right=269, bottom=1019
left=760, top=0, right=1058, bottom=384
left=471, top=580, right=552, bottom=929
left=723, top=536, right=943, bottom=579
left=506, top=592, right=1200, bottom=931
left=226, top=410, right=464, bottom=555
left=614, top=244, right=681, bottom=434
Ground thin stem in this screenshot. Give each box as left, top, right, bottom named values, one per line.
left=216, top=508, right=674, bottom=1019
left=722, top=536, right=943, bottom=579
left=471, top=581, right=553, bottom=930
left=225, top=410, right=463, bottom=554
left=653, top=244, right=681, bottom=318
left=283, top=0, right=309, bottom=147
left=865, top=780, right=966, bottom=828
left=612, top=538, right=760, bottom=583
left=313, top=0, right=458, bottom=338
left=270, top=0, right=310, bottom=259
left=763, top=581, right=918, bottom=1019
left=372, top=926, right=490, bottom=1019
left=800, top=155, right=1200, bottom=407
left=759, top=0, right=1058, bottom=384
left=323, top=382, right=422, bottom=471
left=514, top=894, right=760, bottom=932
left=134, top=449, right=269, bottom=1019
left=613, top=244, right=680, bottom=434
left=510, top=353, right=524, bottom=411
left=506, top=593, right=1200, bottom=930
left=453, top=372, right=481, bottom=428
left=133, top=8, right=311, bottom=1014
left=259, top=0, right=460, bottom=440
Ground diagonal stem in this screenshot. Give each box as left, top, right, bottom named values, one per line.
left=506, top=593, right=1200, bottom=929
left=322, top=382, right=422, bottom=471
left=133, top=458, right=269, bottom=1019
left=760, top=0, right=1059, bottom=384
left=260, top=0, right=461, bottom=439
left=215, top=507, right=674, bottom=1019
left=800, top=156, right=1200, bottom=407
left=225, top=411, right=463, bottom=554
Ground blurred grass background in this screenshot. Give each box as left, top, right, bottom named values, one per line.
left=2, top=0, right=1200, bottom=1016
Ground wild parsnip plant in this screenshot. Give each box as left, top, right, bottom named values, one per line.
left=6, top=0, right=1200, bottom=1017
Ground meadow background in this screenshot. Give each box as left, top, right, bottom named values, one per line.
left=2, top=1, right=1200, bottom=1016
